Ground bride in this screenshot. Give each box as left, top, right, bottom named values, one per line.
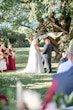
left=17, top=39, right=44, bottom=73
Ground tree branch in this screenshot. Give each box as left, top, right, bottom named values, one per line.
left=44, top=20, right=68, bottom=34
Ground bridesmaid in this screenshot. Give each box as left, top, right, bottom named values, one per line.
left=0, top=46, right=7, bottom=72
left=8, top=43, right=16, bottom=70
left=1, top=42, right=9, bottom=70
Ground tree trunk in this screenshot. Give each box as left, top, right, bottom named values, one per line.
left=37, top=0, right=71, bottom=58
left=70, top=29, right=73, bottom=40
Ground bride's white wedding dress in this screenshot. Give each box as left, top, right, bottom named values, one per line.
left=17, top=40, right=44, bottom=73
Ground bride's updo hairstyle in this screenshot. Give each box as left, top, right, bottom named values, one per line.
left=29, top=34, right=35, bottom=42
left=33, top=38, right=40, bottom=45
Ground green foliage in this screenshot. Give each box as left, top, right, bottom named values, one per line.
left=0, top=100, right=5, bottom=108
left=66, top=92, right=73, bottom=106
left=53, top=92, right=65, bottom=108
left=69, top=39, right=73, bottom=47
left=0, top=28, right=30, bottom=47
left=52, top=92, right=73, bottom=108
left=0, top=0, right=73, bottom=48
left=1, top=0, right=72, bottom=31
left=3, top=38, right=9, bottom=48
left=58, top=35, right=70, bottom=51
left=14, top=35, right=30, bottom=47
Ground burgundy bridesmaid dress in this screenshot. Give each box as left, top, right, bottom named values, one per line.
left=8, top=49, right=16, bottom=70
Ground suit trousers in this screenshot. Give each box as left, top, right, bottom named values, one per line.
left=43, top=56, right=51, bottom=73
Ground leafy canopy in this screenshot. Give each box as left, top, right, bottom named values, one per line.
left=0, top=0, right=73, bottom=37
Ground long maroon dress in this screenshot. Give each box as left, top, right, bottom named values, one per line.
left=8, top=49, right=16, bottom=70
left=1, top=48, right=8, bottom=71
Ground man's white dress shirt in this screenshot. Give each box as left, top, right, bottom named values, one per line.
left=57, top=59, right=73, bottom=74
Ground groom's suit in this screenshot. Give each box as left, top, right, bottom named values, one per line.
left=42, top=43, right=54, bottom=73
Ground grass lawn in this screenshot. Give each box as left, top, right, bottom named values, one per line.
left=0, top=48, right=58, bottom=109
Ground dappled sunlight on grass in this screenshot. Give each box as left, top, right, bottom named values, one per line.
left=26, top=82, right=52, bottom=89
left=52, top=62, right=58, bottom=68
left=15, top=48, right=29, bottom=51
left=16, top=63, right=26, bottom=68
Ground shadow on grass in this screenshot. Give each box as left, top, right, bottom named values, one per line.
left=52, top=67, right=57, bottom=73
left=0, top=73, right=52, bottom=97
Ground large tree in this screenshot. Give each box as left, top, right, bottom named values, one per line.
left=0, top=0, right=73, bottom=52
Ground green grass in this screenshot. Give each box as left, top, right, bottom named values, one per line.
left=0, top=48, right=58, bottom=109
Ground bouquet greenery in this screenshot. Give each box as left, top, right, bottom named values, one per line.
left=52, top=92, right=73, bottom=109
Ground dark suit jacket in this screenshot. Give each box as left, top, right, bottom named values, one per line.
left=43, top=43, right=54, bottom=58
left=53, top=66, right=73, bottom=95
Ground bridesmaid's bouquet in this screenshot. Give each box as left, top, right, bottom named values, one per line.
left=10, top=50, right=16, bottom=58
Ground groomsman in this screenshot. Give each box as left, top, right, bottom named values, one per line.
left=42, top=38, right=54, bottom=73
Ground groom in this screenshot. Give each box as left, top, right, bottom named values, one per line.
left=42, top=37, right=54, bottom=73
